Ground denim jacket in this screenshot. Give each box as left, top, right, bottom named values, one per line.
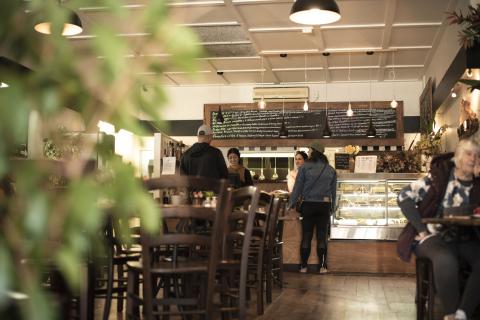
left=288, top=160, right=337, bottom=208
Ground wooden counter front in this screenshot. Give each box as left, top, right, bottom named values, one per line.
left=281, top=211, right=415, bottom=274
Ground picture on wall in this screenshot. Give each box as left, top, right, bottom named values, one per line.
left=419, top=78, right=433, bottom=134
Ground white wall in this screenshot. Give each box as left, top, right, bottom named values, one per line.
left=160, top=81, right=423, bottom=121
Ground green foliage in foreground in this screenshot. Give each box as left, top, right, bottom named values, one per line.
left=0, top=0, right=202, bottom=319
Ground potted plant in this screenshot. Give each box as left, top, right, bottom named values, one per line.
left=447, top=4, right=480, bottom=68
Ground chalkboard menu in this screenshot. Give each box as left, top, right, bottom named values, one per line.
left=204, top=102, right=404, bottom=147
left=334, top=153, right=350, bottom=170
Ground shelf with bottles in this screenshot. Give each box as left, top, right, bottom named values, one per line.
left=153, top=132, right=188, bottom=178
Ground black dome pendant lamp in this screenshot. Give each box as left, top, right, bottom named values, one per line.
left=366, top=51, right=376, bottom=138
left=216, top=105, right=224, bottom=124
left=34, top=5, right=83, bottom=36
left=290, top=0, right=341, bottom=26
left=322, top=69, right=332, bottom=138
left=279, top=98, right=289, bottom=138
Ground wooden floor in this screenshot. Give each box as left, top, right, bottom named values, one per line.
left=95, top=272, right=417, bottom=320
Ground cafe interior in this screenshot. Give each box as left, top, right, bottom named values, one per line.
left=1, top=0, right=480, bottom=319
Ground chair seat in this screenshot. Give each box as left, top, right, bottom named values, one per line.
left=127, top=260, right=209, bottom=274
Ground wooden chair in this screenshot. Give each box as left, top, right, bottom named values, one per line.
left=264, top=197, right=285, bottom=304
left=416, top=257, right=435, bottom=320
left=95, top=216, right=141, bottom=320
left=126, top=176, right=229, bottom=320
left=217, top=185, right=260, bottom=320
left=270, top=198, right=287, bottom=291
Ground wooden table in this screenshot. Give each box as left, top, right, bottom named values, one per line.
left=422, top=217, right=480, bottom=226
left=422, top=217, right=480, bottom=239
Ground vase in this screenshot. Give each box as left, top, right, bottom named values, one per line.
left=348, top=156, right=355, bottom=173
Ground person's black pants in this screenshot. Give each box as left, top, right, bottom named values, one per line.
left=414, top=235, right=480, bottom=317
left=300, top=201, right=330, bottom=268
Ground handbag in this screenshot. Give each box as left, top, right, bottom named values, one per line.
left=295, top=163, right=328, bottom=213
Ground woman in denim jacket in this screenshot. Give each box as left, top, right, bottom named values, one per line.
left=289, top=141, right=336, bottom=274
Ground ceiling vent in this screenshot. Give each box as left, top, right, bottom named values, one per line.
left=253, top=87, right=309, bottom=102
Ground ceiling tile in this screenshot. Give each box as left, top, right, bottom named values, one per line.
left=268, top=54, right=325, bottom=69
left=252, top=32, right=318, bottom=51
left=236, top=3, right=296, bottom=28
left=275, top=70, right=326, bottom=83
left=204, top=43, right=257, bottom=57
left=169, top=5, right=236, bottom=24
left=209, top=57, right=261, bottom=70
left=330, top=68, right=381, bottom=82
left=394, top=0, right=451, bottom=23
left=385, top=49, right=429, bottom=66
left=166, top=72, right=222, bottom=85
left=390, top=26, right=439, bottom=47
left=322, top=28, right=383, bottom=49
left=223, top=71, right=263, bottom=84
left=192, top=25, right=249, bottom=42
left=381, top=67, right=422, bottom=80
left=330, top=0, right=386, bottom=25
left=327, top=52, right=381, bottom=67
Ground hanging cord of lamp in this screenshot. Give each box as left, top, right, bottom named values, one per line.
left=303, top=54, right=309, bottom=111
left=290, top=0, right=341, bottom=25
left=322, top=70, right=332, bottom=138
left=279, top=98, right=289, bottom=138
left=34, top=0, right=83, bottom=36
left=258, top=56, right=266, bottom=109
left=347, top=52, right=353, bottom=117
left=390, top=51, right=398, bottom=108
left=366, top=52, right=376, bottom=138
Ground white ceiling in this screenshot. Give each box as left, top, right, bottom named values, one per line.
left=69, top=0, right=459, bottom=86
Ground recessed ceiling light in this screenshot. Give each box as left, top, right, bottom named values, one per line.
left=0, top=82, right=9, bottom=88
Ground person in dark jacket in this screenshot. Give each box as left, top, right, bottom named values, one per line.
left=226, top=147, right=253, bottom=188
left=288, top=141, right=336, bottom=274
left=397, top=139, right=480, bottom=320
left=179, top=124, right=228, bottom=179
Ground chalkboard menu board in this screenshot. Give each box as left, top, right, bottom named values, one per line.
left=204, top=102, right=404, bottom=147
left=334, top=153, right=350, bottom=170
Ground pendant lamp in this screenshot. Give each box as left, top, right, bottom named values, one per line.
left=322, top=71, right=332, bottom=138
left=290, top=0, right=341, bottom=26
left=279, top=98, right=289, bottom=138
left=258, top=56, right=266, bottom=109
left=34, top=7, right=83, bottom=36
left=390, top=51, right=398, bottom=109
left=366, top=52, right=376, bottom=138
left=346, top=52, right=353, bottom=117
left=216, top=106, right=224, bottom=124
left=303, top=54, right=309, bottom=111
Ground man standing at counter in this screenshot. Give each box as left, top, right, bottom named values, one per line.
left=179, top=124, right=228, bottom=179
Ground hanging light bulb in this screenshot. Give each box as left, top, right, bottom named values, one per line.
left=366, top=51, right=376, bottom=138
left=258, top=56, right=267, bottom=109
left=451, top=88, right=457, bottom=98
left=303, top=100, right=309, bottom=111
left=390, top=50, right=397, bottom=109
left=259, top=97, right=266, bottom=109
left=279, top=98, right=289, bottom=138
left=466, top=68, right=473, bottom=78
left=347, top=53, right=353, bottom=117
left=347, top=103, right=353, bottom=117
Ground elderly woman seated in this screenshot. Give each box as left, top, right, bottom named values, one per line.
left=397, top=138, right=480, bottom=320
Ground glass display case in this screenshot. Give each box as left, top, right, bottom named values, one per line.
left=331, top=173, right=423, bottom=240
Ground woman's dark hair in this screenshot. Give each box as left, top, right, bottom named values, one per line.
left=309, top=149, right=329, bottom=165
left=227, top=147, right=243, bottom=165
left=227, top=147, right=241, bottom=158
left=295, top=151, right=308, bottom=160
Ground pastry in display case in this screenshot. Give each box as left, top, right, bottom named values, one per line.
left=331, top=173, right=423, bottom=240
